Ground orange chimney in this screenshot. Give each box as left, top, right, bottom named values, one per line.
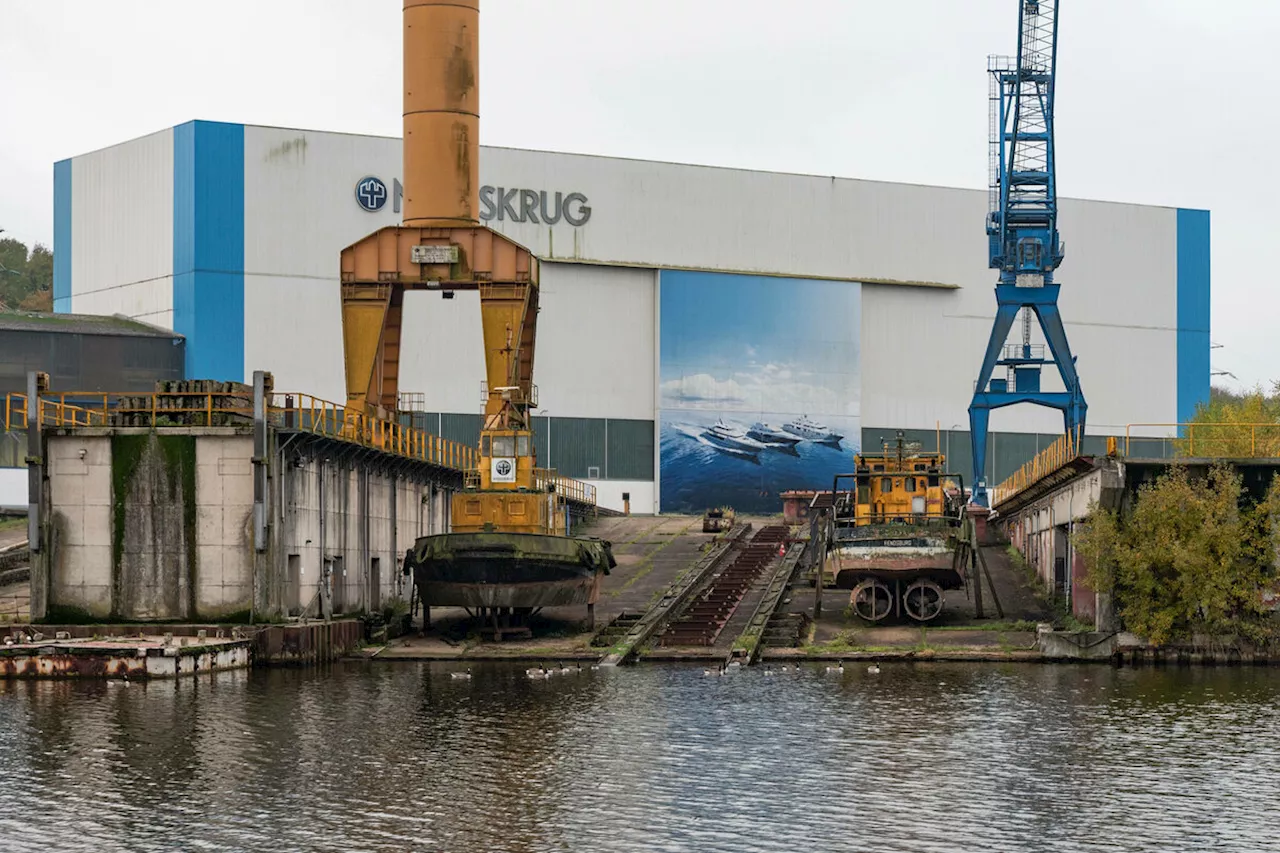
left=403, top=0, right=479, bottom=227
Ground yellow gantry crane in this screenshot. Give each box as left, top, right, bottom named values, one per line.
left=339, top=0, right=559, bottom=535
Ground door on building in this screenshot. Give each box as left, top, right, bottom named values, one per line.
left=1054, top=525, right=1070, bottom=601
left=287, top=554, right=301, bottom=616
left=369, top=557, right=381, bottom=612
left=331, top=556, right=346, bottom=614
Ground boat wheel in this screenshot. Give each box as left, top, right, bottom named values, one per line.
left=903, top=580, right=944, bottom=622
left=850, top=580, right=893, bottom=622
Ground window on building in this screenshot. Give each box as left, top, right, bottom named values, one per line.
left=516, top=435, right=530, bottom=456
left=881, top=477, right=893, bottom=493
left=905, top=477, right=917, bottom=492
left=492, top=435, right=515, bottom=457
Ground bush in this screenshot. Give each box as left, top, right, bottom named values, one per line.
left=1073, top=464, right=1280, bottom=646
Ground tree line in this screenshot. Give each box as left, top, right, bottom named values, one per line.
left=1074, top=384, right=1280, bottom=646
left=0, top=235, right=53, bottom=312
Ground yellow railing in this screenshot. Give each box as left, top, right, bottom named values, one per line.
left=1125, top=423, right=1280, bottom=459
left=534, top=467, right=597, bottom=507
left=272, top=393, right=477, bottom=471
left=990, top=429, right=1082, bottom=506
left=4, top=393, right=109, bottom=430
left=3, top=392, right=599, bottom=506
left=2, top=391, right=478, bottom=475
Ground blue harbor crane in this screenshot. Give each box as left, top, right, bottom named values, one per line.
left=968, top=0, right=1085, bottom=507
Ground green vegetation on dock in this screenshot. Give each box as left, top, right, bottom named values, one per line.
left=1075, top=463, right=1280, bottom=646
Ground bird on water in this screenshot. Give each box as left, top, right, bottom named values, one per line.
left=451, top=668, right=472, bottom=680
left=825, top=662, right=845, bottom=675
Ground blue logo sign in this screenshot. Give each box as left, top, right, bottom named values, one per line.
left=355, top=176, right=388, bottom=212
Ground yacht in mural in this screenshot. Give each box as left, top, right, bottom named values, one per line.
left=782, top=414, right=843, bottom=445
left=746, top=422, right=802, bottom=446
left=702, top=418, right=769, bottom=453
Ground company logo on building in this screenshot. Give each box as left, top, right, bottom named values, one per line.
left=355, top=176, right=388, bottom=212
left=351, top=176, right=590, bottom=225
left=480, top=187, right=590, bottom=226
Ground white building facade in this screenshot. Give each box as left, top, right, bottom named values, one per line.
left=50, top=121, right=1210, bottom=514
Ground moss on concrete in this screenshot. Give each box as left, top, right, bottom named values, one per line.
left=110, top=433, right=198, bottom=619
left=41, top=603, right=98, bottom=624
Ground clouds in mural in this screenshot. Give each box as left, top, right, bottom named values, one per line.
left=661, top=362, right=858, bottom=418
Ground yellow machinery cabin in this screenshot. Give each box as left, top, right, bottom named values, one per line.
left=451, top=427, right=568, bottom=536
left=837, top=432, right=963, bottom=527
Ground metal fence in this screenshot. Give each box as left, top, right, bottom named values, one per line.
left=1124, top=423, right=1280, bottom=460
left=991, top=423, right=1280, bottom=506
left=1, top=390, right=598, bottom=508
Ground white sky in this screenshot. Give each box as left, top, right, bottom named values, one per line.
left=0, top=0, right=1271, bottom=390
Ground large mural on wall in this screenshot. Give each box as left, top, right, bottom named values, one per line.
left=658, top=270, right=861, bottom=514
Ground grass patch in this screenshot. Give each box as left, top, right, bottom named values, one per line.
left=0, top=517, right=25, bottom=533
left=929, top=620, right=1039, bottom=632
left=1006, top=544, right=1090, bottom=631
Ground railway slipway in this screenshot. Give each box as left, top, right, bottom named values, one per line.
left=597, top=524, right=751, bottom=666
left=611, top=523, right=805, bottom=666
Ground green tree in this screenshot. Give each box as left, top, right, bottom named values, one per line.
left=1074, top=464, right=1279, bottom=645
left=0, top=236, right=53, bottom=312
left=1178, top=383, right=1280, bottom=457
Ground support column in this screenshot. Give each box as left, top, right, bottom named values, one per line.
left=26, top=371, right=48, bottom=620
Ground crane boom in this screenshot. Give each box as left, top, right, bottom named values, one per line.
left=968, top=0, right=1086, bottom=507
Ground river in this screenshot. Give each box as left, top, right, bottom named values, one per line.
left=1, top=662, right=1278, bottom=852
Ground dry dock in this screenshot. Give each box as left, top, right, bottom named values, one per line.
left=376, top=515, right=720, bottom=661
left=373, top=515, right=1059, bottom=664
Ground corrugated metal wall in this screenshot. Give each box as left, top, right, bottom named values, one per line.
left=69, top=128, right=174, bottom=325
left=405, top=413, right=654, bottom=481
left=0, top=330, right=183, bottom=395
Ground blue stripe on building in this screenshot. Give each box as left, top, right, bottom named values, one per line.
left=1175, top=208, right=1211, bottom=425
left=52, top=159, right=72, bottom=312
left=173, top=121, right=245, bottom=382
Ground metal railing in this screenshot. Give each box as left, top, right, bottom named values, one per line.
left=2, top=391, right=598, bottom=508
left=535, top=468, right=596, bottom=506
left=1124, top=423, right=1280, bottom=460
left=0, top=590, right=30, bottom=622
left=990, top=429, right=1081, bottom=507
left=4, top=393, right=109, bottom=431
left=272, top=393, right=477, bottom=471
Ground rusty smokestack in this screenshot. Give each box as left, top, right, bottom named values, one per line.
left=403, top=0, right=479, bottom=227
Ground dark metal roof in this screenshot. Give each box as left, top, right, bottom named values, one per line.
left=0, top=311, right=183, bottom=339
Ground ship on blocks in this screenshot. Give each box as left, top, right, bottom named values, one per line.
left=404, top=416, right=617, bottom=639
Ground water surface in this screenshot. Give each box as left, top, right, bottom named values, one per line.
left=2, top=662, right=1278, bottom=852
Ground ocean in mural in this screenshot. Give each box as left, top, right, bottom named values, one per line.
left=658, top=270, right=861, bottom=514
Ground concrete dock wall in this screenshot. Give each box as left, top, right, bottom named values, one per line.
left=272, top=446, right=450, bottom=618
left=1001, top=460, right=1125, bottom=626
left=33, top=427, right=460, bottom=622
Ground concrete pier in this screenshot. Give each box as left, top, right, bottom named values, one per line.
left=0, top=633, right=250, bottom=678
left=17, top=374, right=600, bottom=626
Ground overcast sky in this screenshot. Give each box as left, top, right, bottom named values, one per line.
left=0, top=1, right=1272, bottom=389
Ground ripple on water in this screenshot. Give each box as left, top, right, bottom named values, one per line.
left=1, top=663, right=1279, bottom=852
